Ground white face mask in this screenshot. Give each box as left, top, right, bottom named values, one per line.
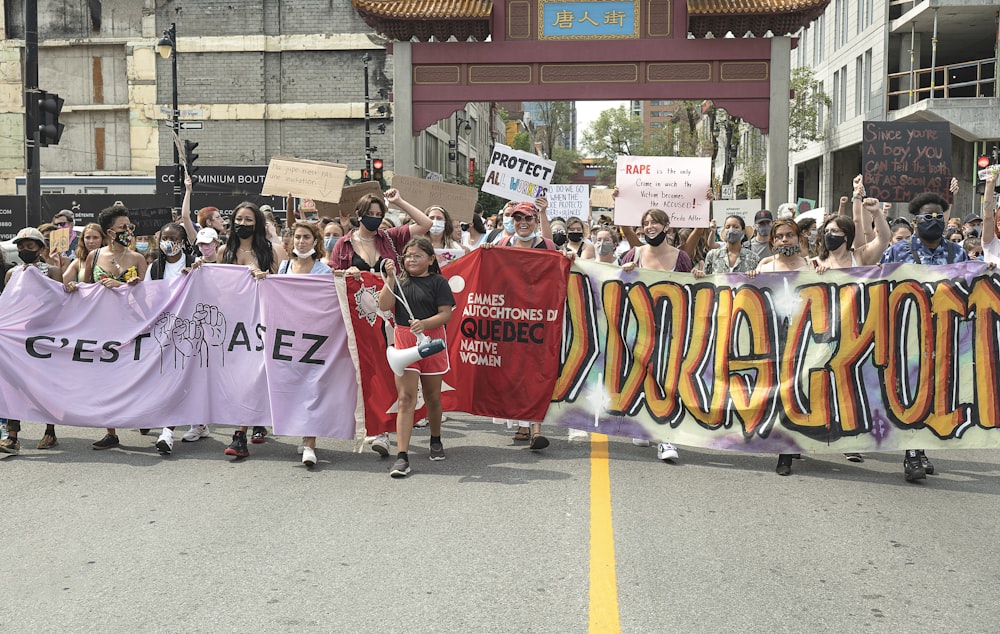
left=293, top=247, right=315, bottom=259
left=429, top=219, right=446, bottom=235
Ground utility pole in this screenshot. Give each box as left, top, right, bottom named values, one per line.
left=24, top=0, right=41, bottom=223
left=363, top=52, right=372, bottom=178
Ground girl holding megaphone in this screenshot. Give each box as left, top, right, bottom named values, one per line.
left=378, top=237, right=455, bottom=478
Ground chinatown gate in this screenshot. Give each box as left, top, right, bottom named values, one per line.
left=352, top=0, right=830, bottom=212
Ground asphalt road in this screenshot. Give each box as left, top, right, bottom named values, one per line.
left=3, top=415, right=999, bottom=633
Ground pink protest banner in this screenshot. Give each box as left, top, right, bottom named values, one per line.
left=0, top=265, right=356, bottom=438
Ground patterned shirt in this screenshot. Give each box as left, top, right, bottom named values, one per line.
left=701, top=246, right=760, bottom=275
left=880, top=236, right=969, bottom=266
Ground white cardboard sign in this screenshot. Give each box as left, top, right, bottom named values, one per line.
left=546, top=184, right=590, bottom=219
left=613, top=155, right=711, bottom=227
left=481, top=143, right=556, bottom=203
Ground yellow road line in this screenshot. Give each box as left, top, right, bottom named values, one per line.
left=589, top=433, right=621, bottom=633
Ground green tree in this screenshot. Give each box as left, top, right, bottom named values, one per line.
left=511, top=130, right=532, bottom=152
left=470, top=171, right=507, bottom=216
left=580, top=105, right=644, bottom=183
left=550, top=146, right=582, bottom=184
left=531, top=101, right=574, bottom=159
left=789, top=66, right=832, bottom=151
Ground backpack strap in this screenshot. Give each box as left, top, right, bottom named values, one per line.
left=906, top=236, right=923, bottom=265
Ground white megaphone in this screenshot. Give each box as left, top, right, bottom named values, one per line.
left=386, top=334, right=446, bottom=376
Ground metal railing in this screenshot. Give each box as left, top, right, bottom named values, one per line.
left=886, top=57, right=997, bottom=111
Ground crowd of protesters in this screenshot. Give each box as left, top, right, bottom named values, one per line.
left=1, top=169, right=997, bottom=482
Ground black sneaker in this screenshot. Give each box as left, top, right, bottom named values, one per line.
left=250, top=426, right=268, bottom=444
left=225, top=431, right=250, bottom=458
left=903, top=451, right=925, bottom=482
left=92, top=434, right=120, bottom=450
left=775, top=454, right=793, bottom=476
left=844, top=453, right=863, bottom=463
left=918, top=450, right=935, bottom=475
left=390, top=457, right=411, bottom=478
left=139, top=428, right=151, bottom=435
left=429, top=441, right=445, bottom=461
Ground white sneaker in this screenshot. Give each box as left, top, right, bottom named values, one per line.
left=156, top=428, right=174, bottom=454
left=302, top=447, right=317, bottom=467
left=632, top=438, right=651, bottom=447
left=414, top=417, right=429, bottom=428
left=371, top=433, right=390, bottom=457
left=181, top=425, right=209, bottom=442
left=296, top=441, right=306, bottom=455
left=657, top=442, right=679, bottom=461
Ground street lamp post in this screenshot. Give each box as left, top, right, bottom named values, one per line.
left=157, top=23, right=180, bottom=210
left=454, top=112, right=472, bottom=183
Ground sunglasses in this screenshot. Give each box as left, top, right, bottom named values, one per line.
left=54, top=221, right=71, bottom=228
left=512, top=213, right=535, bottom=222
left=914, top=212, right=946, bottom=223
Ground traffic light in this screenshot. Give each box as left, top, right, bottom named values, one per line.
left=183, top=140, right=199, bottom=180
left=448, top=140, right=457, bottom=162
left=361, top=168, right=371, bottom=181
left=37, top=90, right=65, bottom=147
left=372, top=158, right=384, bottom=181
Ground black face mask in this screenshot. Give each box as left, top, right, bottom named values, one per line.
left=568, top=231, right=584, bottom=243
left=824, top=234, right=846, bottom=252
left=916, top=218, right=945, bottom=242
left=234, top=225, right=255, bottom=240
left=552, top=232, right=567, bottom=247
left=645, top=231, right=668, bottom=247
left=18, top=249, right=39, bottom=264
left=360, top=215, right=382, bottom=232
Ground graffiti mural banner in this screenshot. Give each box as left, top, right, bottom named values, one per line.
left=550, top=258, right=1000, bottom=454
left=0, top=265, right=357, bottom=438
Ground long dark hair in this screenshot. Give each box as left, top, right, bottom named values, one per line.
left=400, top=236, right=440, bottom=280
left=815, top=215, right=856, bottom=259
left=154, top=222, right=189, bottom=271
left=221, top=202, right=274, bottom=271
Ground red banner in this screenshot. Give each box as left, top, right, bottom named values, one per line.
left=439, top=248, right=570, bottom=421
left=346, top=249, right=569, bottom=429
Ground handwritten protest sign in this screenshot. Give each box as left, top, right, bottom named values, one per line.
left=862, top=121, right=952, bottom=203
left=546, top=184, right=590, bottom=219
left=614, top=156, right=711, bottom=227
left=48, top=228, right=70, bottom=254
left=313, top=181, right=384, bottom=219
left=590, top=187, right=615, bottom=210
left=481, top=143, right=555, bottom=203
left=712, top=199, right=762, bottom=228
left=261, top=157, right=347, bottom=203
left=391, top=175, right=479, bottom=222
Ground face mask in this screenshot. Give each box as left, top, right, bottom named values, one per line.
left=198, top=243, right=217, bottom=259
left=515, top=230, right=538, bottom=242
left=502, top=216, right=515, bottom=234
left=552, top=232, right=567, bottom=247
left=234, top=224, right=255, bottom=240
left=724, top=228, right=744, bottom=244
left=916, top=218, right=945, bottom=242
left=807, top=230, right=818, bottom=245
left=293, top=247, right=315, bottom=259
left=428, top=220, right=446, bottom=235
left=595, top=241, right=615, bottom=256
left=324, top=236, right=336, bottom=252
left=114, top=228, right=134, bottom=247
left=360, top=215, right=382, bottom=232
left=159, top=240, right=181, bottom=257
left=18, top=249, right=39, bottom=264
left=775, top=245, right=800, bottom=257
left=756, top=224, right=772, bottom=237
left=568, top=231, right=583, bottom=243
left=824, top=234, right=846, bottom=252
left=135, top=241, right=150, bottom=253
left=645, top=231, right=667, bottom=247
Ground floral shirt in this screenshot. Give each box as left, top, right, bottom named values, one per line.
left=701, top=246, right=760, bottom=274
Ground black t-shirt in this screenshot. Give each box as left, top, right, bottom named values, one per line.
left=393, top=274, right=455, bottom=326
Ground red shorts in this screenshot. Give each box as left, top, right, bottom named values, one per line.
left=392, top=325, right=450, bottom=375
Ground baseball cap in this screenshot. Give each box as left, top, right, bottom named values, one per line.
left=12, top=227, right=46, bottom=246
left=512, top=201, right=539, bottom=216
left=195, top=227, right=219, bottom=244
left=754, top=210, right=774, bottom=224
left=964, top=214, right=982, bottom=225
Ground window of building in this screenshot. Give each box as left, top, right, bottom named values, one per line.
left=839, top=65, right=848, bottom=122
left=855, top=56, right=863, bottom=117
left=817, top=81, right=825, bottom=130
left=863, top=49, right=872, bottom=113
left=857, top=0, right=873, bottom=33
left=832, top=70, right=840, bottom=123
left=812, top=15, right=824, bottom=65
